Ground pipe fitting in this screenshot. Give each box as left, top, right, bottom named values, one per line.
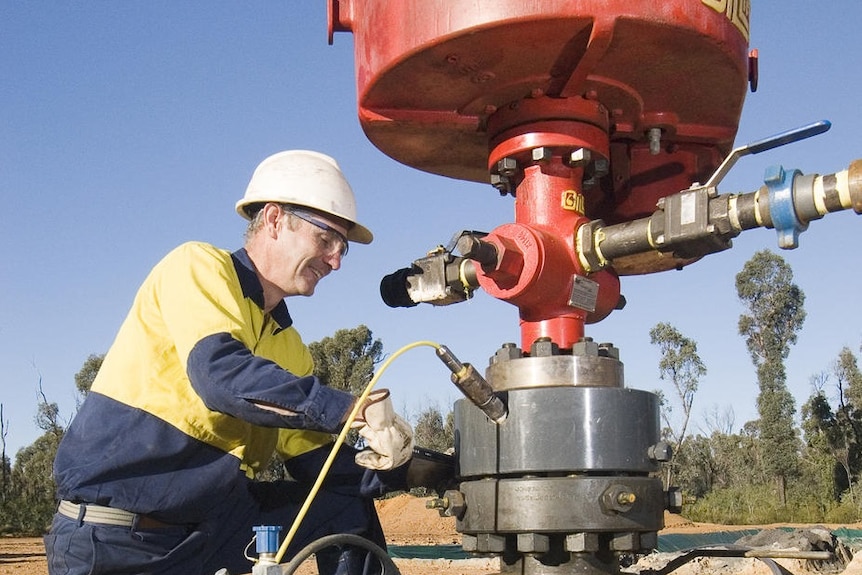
left=849, top=159, right=862, bottom=213
left=764, top=164, right=807, bottom=248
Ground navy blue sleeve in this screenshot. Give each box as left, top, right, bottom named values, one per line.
left=187, top=332, right=355, bottom=433
left=284, top=443, right=410, bottom=498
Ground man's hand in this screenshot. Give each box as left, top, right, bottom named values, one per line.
left=351, top=389, right=414, bottom=470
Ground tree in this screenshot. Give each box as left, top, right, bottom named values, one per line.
left=414, top=405, right=454, bottom=453
left=0, top=404, right=9, bottom=519
left=34, top=370, right=63, bottom=439
left=6, top=432, right=61, bottom=534
left=308, top=325, right=383, bottom=396
left=74, top=353, right=104, bottom=398
left=735, top=250, right=805, bottom=505
left=701, top=404, right=735, bottom=437
left=649, top=322, right=706, bottom=487
left=801, top=348, right=862, bottom=504
left=1, top=365, right=73, bottom=535
left=410, top=404, right=455, bottom=496
left=0, top=355, right=110, bottom=534
left=801, top=396, right=844, bottom=515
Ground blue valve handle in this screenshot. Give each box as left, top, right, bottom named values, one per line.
left=703, top=120, right=831, bottom=189
left=746, top=120, right=831, bottom=155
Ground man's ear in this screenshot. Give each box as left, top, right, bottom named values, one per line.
left=262, top=203, right=284, bottom=238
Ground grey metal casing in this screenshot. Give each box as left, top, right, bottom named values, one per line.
left=456, top=386, right=660, bottom=477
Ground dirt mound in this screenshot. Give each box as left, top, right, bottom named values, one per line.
left=376, top=494, right=461, bottom=545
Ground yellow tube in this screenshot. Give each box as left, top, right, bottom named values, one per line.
left=272, top=340, right=442, bottom=564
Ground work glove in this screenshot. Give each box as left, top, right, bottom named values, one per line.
left=351, top=389, right=414, bottom=470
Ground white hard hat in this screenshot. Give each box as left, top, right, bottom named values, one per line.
left=236, top=150, right=373, bottom=244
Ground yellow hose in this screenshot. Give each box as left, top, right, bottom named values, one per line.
left=272, top=340, right=442, bottom=564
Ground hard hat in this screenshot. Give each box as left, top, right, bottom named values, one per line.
left=236, top=150, right=373, bottom=244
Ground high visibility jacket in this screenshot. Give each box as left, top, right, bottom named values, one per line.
left=53, top=242, right=355, bottom=523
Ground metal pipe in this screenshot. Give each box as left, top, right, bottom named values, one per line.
left=577, top=159, right=862, bottom=273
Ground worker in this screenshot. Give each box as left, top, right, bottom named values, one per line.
left=44, top=150, right=415, bottom=575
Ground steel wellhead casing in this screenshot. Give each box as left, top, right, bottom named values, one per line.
left=452, top=339, right=670, bottom=575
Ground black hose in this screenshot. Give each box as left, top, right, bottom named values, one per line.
left=645, top=544, right=793, bottom=575
left=280, top=533, right=401, bottom=575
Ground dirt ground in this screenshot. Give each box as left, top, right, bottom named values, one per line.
left=3, top=495, right=860, bottom=575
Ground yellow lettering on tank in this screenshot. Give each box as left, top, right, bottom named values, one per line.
left=702, top=0, right=751, bottom=41
left=561, top=190, right=585, bottom=215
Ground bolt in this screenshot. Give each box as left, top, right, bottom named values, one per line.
left=472, top=71, right=494, bottom=84
left=648, top=442, right=674, bottom=462
left=566, top=532, right=599, bottom=553
left=568, top=148, right=591, bottom=167
left=497, top=157, right=518, bottom=177
left=531, top=147, right=552, bottom=163
left=617, top=492, right=637, bottom=505
left=456, top=235, right=497, bottom=266
left=611, top=532, right=639, bottom=551
left=572, top=338, right=600, bottom=357
left=476, top=533, right=506, bottom=553
left=648, top=127, right=662, bottom=155
left=493, top=343, right=522, bottom=363
left=425, top=497, right=447, bottom=510
left=530, top=337, right=559, bottom=358
left=594, top=157, right=610, bottom=178
left=461, top=534, right=478, bottom=552
left=640, top=532, right=659, bottom=552
left=666, top=486, right=684, bottom=513
left=615, top=294, right=627, bottom=310
left=517, top=533, right=550, bottom=553
left=490, top=173, right=511, bottom=196
left=438, top=489, right=467, bottom=518
left=601, top=485, right=637, bottom=513
left=597, top=342, right=620, bottom=359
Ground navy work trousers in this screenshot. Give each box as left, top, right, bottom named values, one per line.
left=44, top=480, right=387, bottom=575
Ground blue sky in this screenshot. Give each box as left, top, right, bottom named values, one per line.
left=1, top=3, right=860, bottom=457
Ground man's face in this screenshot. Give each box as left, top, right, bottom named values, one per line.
left=273, top=207, right=350, bottom=297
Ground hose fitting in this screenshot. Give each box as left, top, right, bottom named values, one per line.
left=436, top=345, right=507, bottom=423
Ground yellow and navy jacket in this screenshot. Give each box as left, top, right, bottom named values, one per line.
left=53, top=242, right=358, bottom=523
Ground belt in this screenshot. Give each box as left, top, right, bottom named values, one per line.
left=58, top=500, right=179, bottom=529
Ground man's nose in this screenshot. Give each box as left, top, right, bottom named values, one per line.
left=324, top=250, right=342, bottom=271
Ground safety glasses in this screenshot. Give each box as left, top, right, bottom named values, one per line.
left=285, top=207, right=349, bottom=258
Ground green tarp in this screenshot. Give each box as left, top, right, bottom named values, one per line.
left=387, top=529, right=862, bottom=559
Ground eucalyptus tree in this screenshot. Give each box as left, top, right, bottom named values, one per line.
left=649, top=322, right=706, bottom=487
left=735, top=250, right=805, bottom=505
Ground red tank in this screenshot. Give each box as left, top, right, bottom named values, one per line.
left=329, top=0, right=752, bottom=224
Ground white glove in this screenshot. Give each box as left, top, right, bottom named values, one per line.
left=351, top=389, right=414, bottom=470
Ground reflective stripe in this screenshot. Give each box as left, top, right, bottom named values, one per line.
left=58, top=500, right=137, bottom=527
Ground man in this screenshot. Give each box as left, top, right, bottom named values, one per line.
left=45, top=150, right=414, bottom=575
